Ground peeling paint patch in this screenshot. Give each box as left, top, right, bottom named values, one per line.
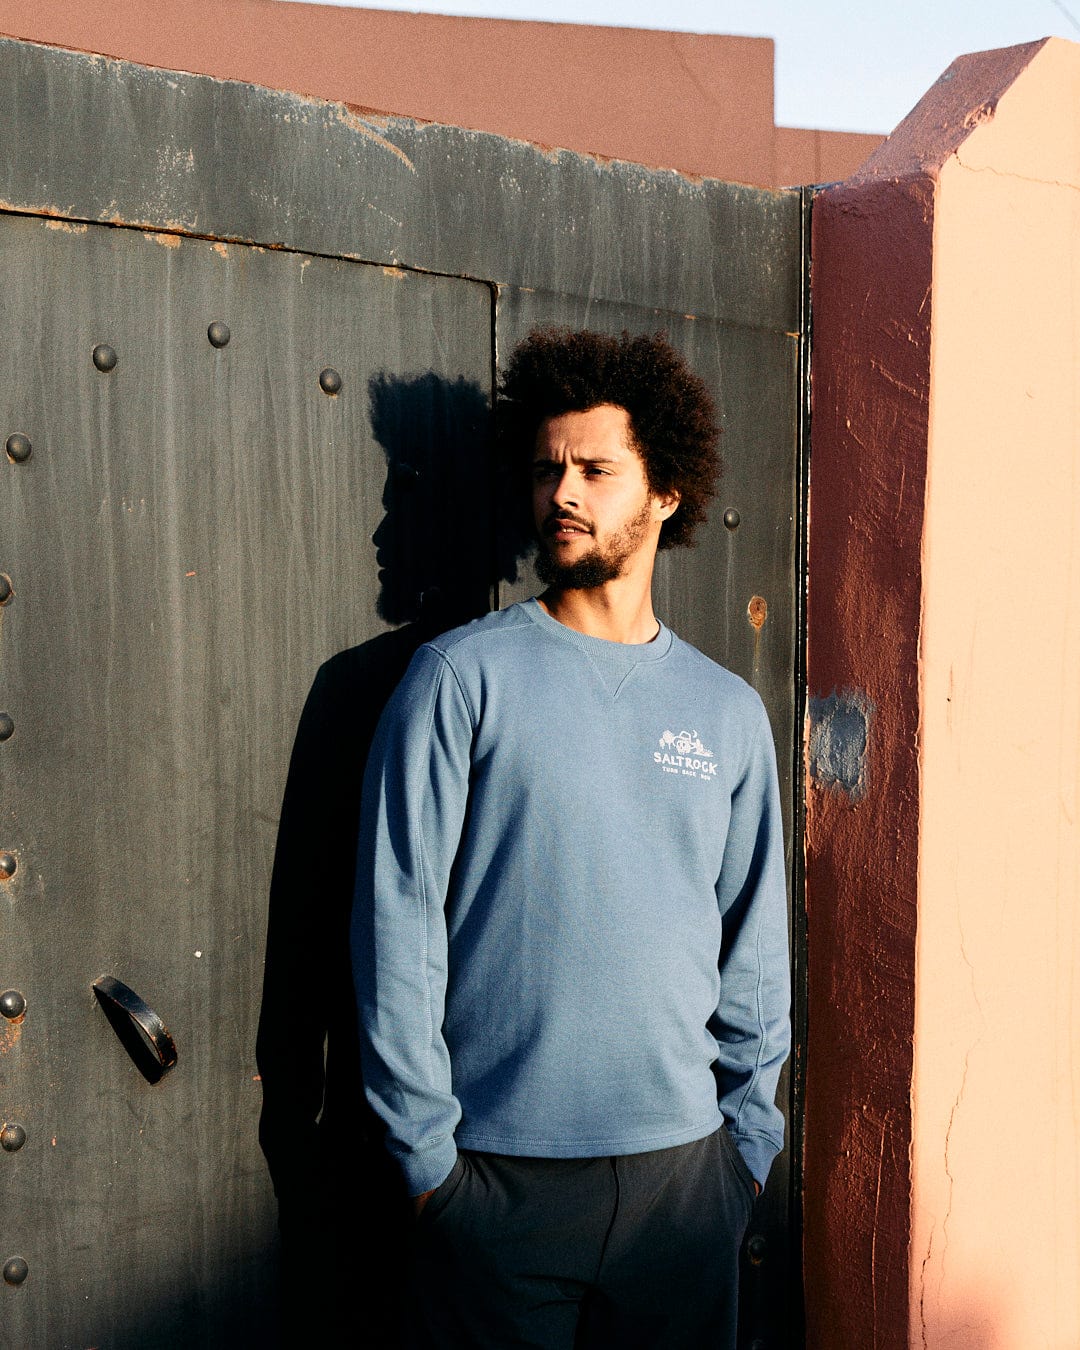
left=962, top=99, right=997, bottom=129
left=335, top=105, right=416, bottom=172
left=808, top=689, right=874, bottom=798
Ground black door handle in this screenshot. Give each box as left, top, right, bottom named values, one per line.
left=93, top=975, right=178, bottom=1083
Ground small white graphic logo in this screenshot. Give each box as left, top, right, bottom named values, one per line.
left=654, top=729, right=718, bottom=781
left=659, top=729, right=713, bottom=758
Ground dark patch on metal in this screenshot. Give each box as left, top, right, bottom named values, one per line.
left=0, top=713, right=13, bottom=741
left=0, top=1123, right=26, bottom=1152
left=2, top=1258, right=28, bottom=1286
left=92, top=342, right=117, bottom=372
left=0, top=574, right=12, bottom=604
left=0, top=990, right=25, bottom=1020
left=5, top=432, right=30, bottom=463
left=723, top=507, right=740, bottom=530
left=206, top=320, right=230, bottom=348
left=0, top=851, right=16, bottom=879
left=319, top=366, right=342, bottom=395
left=747, top=1234, right=767, bottom=1266
left=808, top=690, right=874, bottom=797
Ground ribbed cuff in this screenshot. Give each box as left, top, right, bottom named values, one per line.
left=729, top=1131, right=780, bottom=1192
left=401, top=1138, right=459, bottom=1198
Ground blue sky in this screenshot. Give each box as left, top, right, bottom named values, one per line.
left=283, top=0, right=1079, bottom=132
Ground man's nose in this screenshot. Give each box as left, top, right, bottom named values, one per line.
left=550, top=467, right=578, bottom=507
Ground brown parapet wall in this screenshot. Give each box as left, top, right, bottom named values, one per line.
left=804, top=36, right=1053, bottom=1350
left=0, top=0, right=883, bottom=186
left=0, top=0, right=776, bottom=183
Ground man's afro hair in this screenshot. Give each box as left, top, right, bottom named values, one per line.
left=497, top=327, right=720, bottom=550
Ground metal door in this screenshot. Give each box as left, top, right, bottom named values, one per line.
left=0, top=35, right=806, bottom=1348
left=0, top=215, right=492, bottom=1347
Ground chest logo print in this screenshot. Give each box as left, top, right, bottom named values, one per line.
left=654, top=729, right=718, bottom=780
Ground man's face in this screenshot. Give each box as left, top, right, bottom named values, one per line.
left=531, top=404, right=677, bottom=590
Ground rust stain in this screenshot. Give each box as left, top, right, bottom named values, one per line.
left=45, top=219, right=89, bottom=234
left=382, top=266, right=406, bottom=279
left=212, top=242, right=229, bottom=258
left=146, top=232, right=182, bottom=249
left=185, top=571, right=196, bottom=578
left=0, top=1019, right=22, bottom=1054
left=747, top=595, right=768, bottom=630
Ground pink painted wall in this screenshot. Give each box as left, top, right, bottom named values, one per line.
left=807, top=35, right=1080, bottom=1349
left=0, top=0, right=881, bottom=187
left=912, top=38, right=1080, bottom=1348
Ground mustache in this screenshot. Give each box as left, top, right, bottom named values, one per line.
left=541, top=511, right=593, bottom=536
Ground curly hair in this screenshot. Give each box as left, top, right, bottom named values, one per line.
left=497, top=327, right=720, bottom=550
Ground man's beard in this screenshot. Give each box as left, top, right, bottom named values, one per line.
left=535, top=500, right=653, bottom=590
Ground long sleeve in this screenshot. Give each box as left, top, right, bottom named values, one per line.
left=711, top=701, right=791, bottom=1190
left=351, top=644, right=474, bottom=1196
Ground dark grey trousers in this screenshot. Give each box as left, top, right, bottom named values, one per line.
left=406, top=1126, right=756, bottom=1349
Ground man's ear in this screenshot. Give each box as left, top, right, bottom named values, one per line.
left=654, top=490, right=681, bottom=522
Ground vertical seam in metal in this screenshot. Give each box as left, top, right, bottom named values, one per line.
left=789, top=183, right=815, bottom=1348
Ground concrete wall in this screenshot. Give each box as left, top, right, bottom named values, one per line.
left=0, top=0, right=881, bottom=187
left=807, top=36, right=1080, bottom=1349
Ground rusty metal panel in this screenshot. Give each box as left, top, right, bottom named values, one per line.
left=0, top=212, right=491, bottom=1346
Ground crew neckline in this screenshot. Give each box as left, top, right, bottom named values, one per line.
left=522, top=597, right=673, bottom=664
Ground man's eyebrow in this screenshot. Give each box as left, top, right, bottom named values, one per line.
left=531, top=453, right=622, bottom=465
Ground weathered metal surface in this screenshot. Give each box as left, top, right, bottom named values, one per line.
left=0, top=211, right=491, bottom=1347
left=0, top=39, right=799, bottom=332
left=0, top=32, right=807, bottom=1350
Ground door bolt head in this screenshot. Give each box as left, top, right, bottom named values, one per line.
left=5, top=434, right=31, bottom=464
left=723, top=508, right=740, bottom=530
left=92, top=343, right=118, bottom=372
left=3, top=1257, right=28, bottom=1286
left=0, top=713, right=13, bottom=741
left=0, top=574, right=12, bottom=605
left=0, top=991, right=26, bottom=1020
left=319, top=367, right=342, bottom=395
left=0, top=852, right=15, bottom=879
left=207, top=321, right=231, bottom=349
left=0, top=1124, right=26, bottom=1152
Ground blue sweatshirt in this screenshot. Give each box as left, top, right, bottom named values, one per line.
left=352, top=600, right=790, bottom=1195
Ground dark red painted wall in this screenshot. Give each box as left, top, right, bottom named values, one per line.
left=804, top=176, right=932, bottom=1348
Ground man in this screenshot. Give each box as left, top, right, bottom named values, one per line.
left=352, top=328, right=790, bottom=1348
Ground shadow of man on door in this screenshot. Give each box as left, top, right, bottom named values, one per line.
left=256, top=370, right=528, bottom=1346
